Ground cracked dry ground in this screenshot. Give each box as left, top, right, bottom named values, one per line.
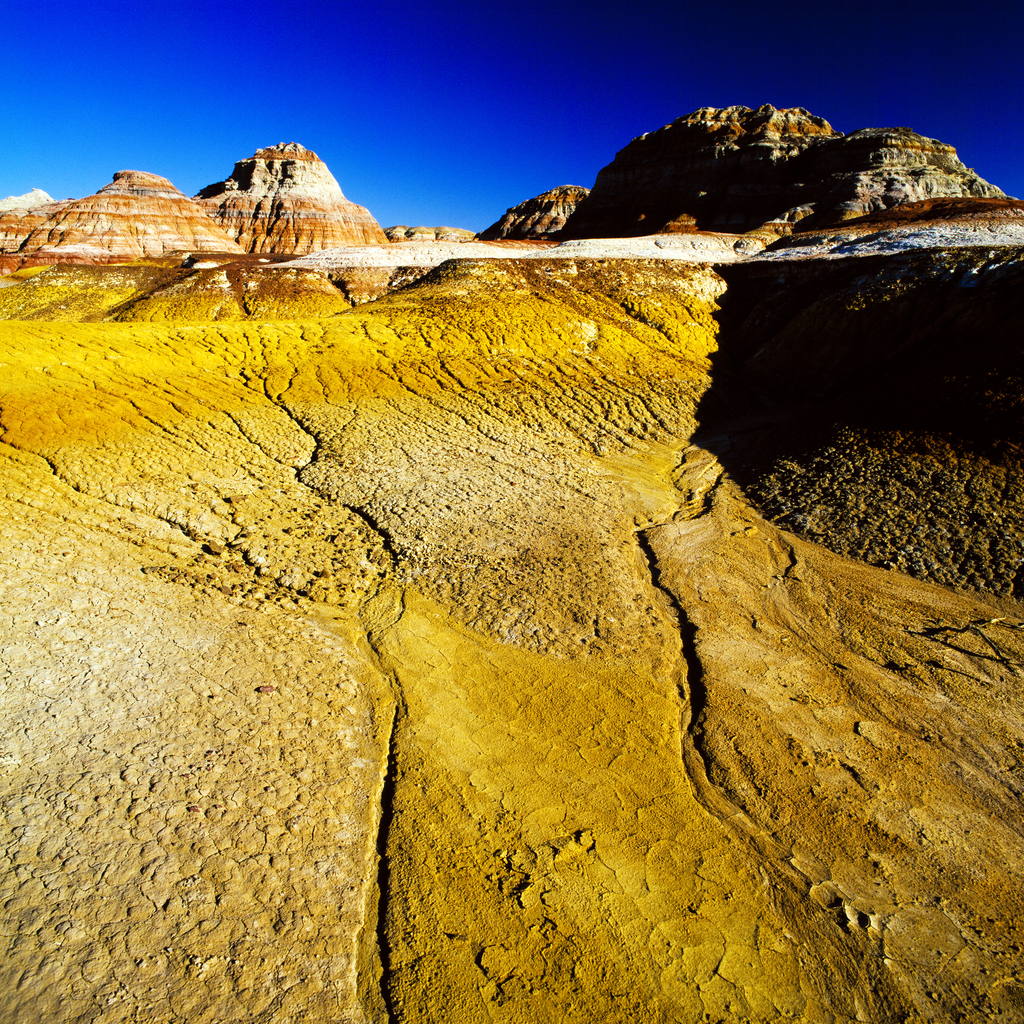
left=1, top=256, right=1023, bottom=1023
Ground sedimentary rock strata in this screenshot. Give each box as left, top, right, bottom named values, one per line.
left=195, top=142, right=387, bottom=253
left=0, top=171, right=242, bottom=275
left=0, top=192, right=71, bottom=275
left=561, top=104, right=1005, bottom=237
left=759, top=196, right=1024, bottom=257
left=478, top=184, right=589, bottom=239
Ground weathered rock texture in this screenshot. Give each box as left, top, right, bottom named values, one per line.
left=711, top=245, right=1024, bottom=601
left=478, top=184, right=590, bottom=240
left=761, top=196, right=1024, bottom=257
left=561, top=104, right=1005, bottom=237
left=1, top=247, right=1023, bottom=1024
left=195, top=143, right=387, bottom=253
left=0, top=171, right=242, bottom=275
left=0, top=258, right=352, bottom=322
left=0, top=193, right=71, bottom=275
left=384, top=225, right=476, bottom=241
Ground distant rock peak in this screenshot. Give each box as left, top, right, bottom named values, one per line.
left=385, top=225, right=477, bottom=242
left=251, top=142, right=319, bottom=162
left=195, top=143, right=386, bottom=252
left=478, top=184, right=590, bottom=241
left=655, top=104, right=840, bottom=141
left=0, top=188, right=56, bottom=214
left=99, top=170, right=193, bottom=201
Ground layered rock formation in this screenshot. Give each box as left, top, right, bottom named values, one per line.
left=0, top=257, right=352, bottom=322
left=478, top=184, right=589, bottom=240
left=195, top=142, right=387, bottom=253
left=561, top=105, right=1005, bottom=237
left=762, top=196, right=1024, bottom=257
left=0, top=171, right=242, bottom=275
left=385, top=225, right=476, bottom=241
left=0, top=193, right=68, bottom=275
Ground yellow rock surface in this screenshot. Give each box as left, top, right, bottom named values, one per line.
left=0, top=257, right=1021, bottom=1023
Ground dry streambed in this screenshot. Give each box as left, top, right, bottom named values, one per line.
left=0, top=258, right=1022, bottom=1023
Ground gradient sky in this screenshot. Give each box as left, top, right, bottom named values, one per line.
left=4, top=0, right=1022, bottom=233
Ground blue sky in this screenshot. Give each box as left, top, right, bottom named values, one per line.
left=3, top=0, right=1022, bottom=232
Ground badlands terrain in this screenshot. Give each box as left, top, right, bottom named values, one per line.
left=1, top=106, right=1023, bottom=1024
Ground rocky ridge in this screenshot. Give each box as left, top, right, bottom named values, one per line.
left=757, top=196, right=1024, bottom=258
left=384, top=225, right=476, bottom=241
left=561, top=104, right=1005, bottom=238
left=195, top=142, right=387, bottom=253
left=0, top=171, right=242, bottom=275
left=478, top=184, right=590, bottom=240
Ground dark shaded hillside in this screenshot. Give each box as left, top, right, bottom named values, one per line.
left=704, top=246, right=1024, bottom=598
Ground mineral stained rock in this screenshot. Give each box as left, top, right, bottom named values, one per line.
left=0, top=258, right=354, bottom=322
left=0, top=171, right=242, bottom=275
left=561, top=104, right=1005, bottom=237
left=0, top=193, right=68, bottom=275
left=477, top=184, right=590, bottom=240
left=384, top=225, right=476, bottom=241
left=195, top=142, right=388, bottom=253
left=1, top=249, right=1022, bottom=1024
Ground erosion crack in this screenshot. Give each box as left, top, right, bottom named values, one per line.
left=634, top=526, right=710, bottom=777
left=374, top=695, right=403, bottom=1024
left=343, top=504, right=399, bottom=573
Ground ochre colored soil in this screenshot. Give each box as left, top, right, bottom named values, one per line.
left=1, top=256, right=1022, bottom=1023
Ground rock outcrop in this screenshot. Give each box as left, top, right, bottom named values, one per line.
left=760, top=196, right=1024, bottom=257
left=478, top=184, right=589, bottom=240
left=385, top=225, right=476, bottom=241
left=195, top=142, right=387, bottom=253
left=0, top=171, right=242, bottom=275
left=561, top=105, right=1005, bottom=237
left=0, top=191, right=69, bottom=274
left=0, top=188, right=55, bottom=214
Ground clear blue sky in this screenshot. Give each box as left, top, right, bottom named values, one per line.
left=3, top=0, right=1022, bottom=232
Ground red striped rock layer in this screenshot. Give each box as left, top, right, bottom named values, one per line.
left=195, top=142, right=387, bottom=253
left=561, top=105, right=1005, bottom=238
left=0, top=172, right=242, bottom=274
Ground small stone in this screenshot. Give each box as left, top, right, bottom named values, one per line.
left=257, top=685, right=276, bottom=694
